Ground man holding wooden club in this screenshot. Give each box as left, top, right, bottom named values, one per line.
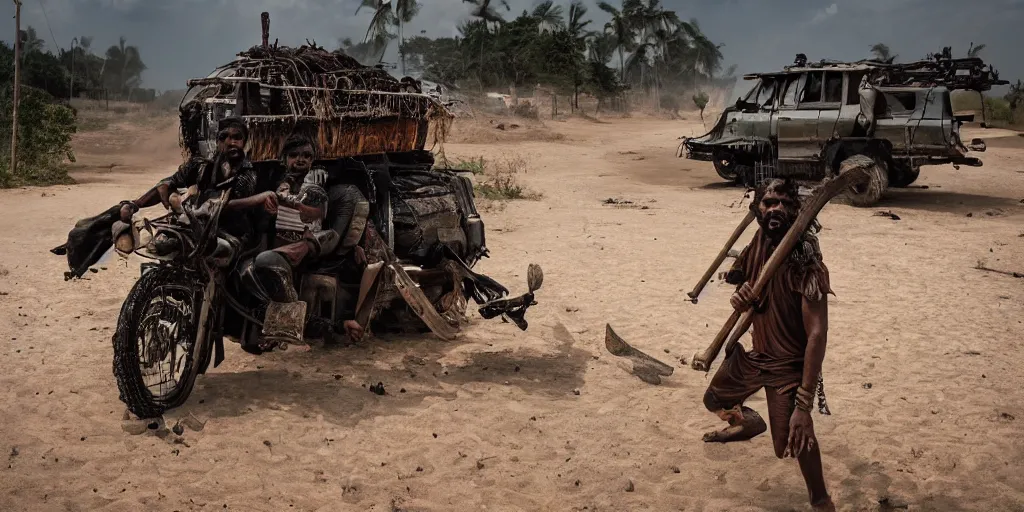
left=701, top=177, right=836, bottom=512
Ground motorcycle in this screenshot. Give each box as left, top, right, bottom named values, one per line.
left=55, top=157, right=541, bottom=419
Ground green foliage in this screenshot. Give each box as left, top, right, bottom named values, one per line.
left=389, top=0, right=728, bottom=106
left=465, top=153, right=540, bottom=201
left=450, top=156, right=487, bottom=174
left=984, top=96, right=1013, bottom=122
left=950, top=89, right=1023, bottom=127
left=0, top=41, right=70, bottom=99
left=0, top=85, right=77, bottom=187
left=692, top=90, right=709, bottom=110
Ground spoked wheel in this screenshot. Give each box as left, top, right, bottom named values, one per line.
left=113, top=266, right=208, bottom=419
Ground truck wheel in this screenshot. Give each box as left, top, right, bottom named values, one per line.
left=712, top=153, right=740, bottom=182
left=838, top=154, right=888, bottom=207
left=889, top=165, right=920, bottom=188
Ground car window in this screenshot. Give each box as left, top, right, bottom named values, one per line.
left=741, top=81, right=759, bottom=103
left=779, top=75, right=801, bottom=107
left=824, top=72, right=843, bottom=103
left=757, top=79, right=778, bottom=107
left=800, top=72, right=823, bottom=103
left=846, top=71, right=867, bottom=105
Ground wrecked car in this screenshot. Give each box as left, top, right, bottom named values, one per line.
left=680, top=49, right=1007, bottom=205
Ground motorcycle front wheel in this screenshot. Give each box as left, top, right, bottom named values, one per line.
left=112, top=265, right=209, bottom=419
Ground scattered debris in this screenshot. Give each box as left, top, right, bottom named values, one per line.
left=604, top=324, right=674, bottom=385
left=974, top=264, right=1024, bottom=279
left=172, top=423, right=185, bottom=436
left=878, top=496, right=909, bottom=511
left=671, top=466, right=680, bottom=474
left=625, top=480, right=635, bottom=492
left=603, top=198, right=634, bottom=205
left=966, top=212, right=973, bottom=217
left=863, top=383, right=873, bottom=389
left=874, top=210, right=901, bottom=220
left=963, top=351, right=982, bottom=356
left=572, top=388, right=581, bottom=396
left=180, top=413, right=206, bottom=432
left=1000, top=412, right=1015, bottom=421
left=369, top=382, right=386, bottom=395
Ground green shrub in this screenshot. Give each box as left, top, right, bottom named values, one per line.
left=0, top=84, right=77, bottom=187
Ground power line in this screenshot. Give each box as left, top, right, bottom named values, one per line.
left=37, top=0, right=60, bottom=52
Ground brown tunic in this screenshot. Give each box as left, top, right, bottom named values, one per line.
left=708, top=228, right=833, bottom=405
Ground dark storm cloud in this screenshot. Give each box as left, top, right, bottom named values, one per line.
left=1, top=0, right=1020, bottom=91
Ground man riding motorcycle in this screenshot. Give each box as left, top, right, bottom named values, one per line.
left=119, top=117, right=278, bottom=262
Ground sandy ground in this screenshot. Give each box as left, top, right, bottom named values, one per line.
left=1, top=110, right=1023, bottom=512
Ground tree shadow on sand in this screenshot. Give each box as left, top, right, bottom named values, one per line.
left=181, top=322, right=591, bottom=427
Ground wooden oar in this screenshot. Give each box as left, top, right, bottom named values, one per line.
left=690, top=163, right=872, bottom=372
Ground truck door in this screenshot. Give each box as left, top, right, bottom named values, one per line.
left=775, top=73, right=819, bottom=161
left=814, top=71, right=844, bottom=139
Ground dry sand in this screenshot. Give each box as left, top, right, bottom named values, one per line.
left=1, top=110, right=1023, bottom=512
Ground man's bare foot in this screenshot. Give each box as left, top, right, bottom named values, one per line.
left=811, top=496, right=836, bottom=512
left=703, top=406, right=767, bottom=443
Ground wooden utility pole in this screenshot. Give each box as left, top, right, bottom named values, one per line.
left=10, top=0, right=22, bottom=177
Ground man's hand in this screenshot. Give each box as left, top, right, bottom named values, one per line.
left=353, top=246, right=367, bottom=266
left=784, top=408, right=815, bottom=458
left=306, top=168, right=328, bottom=187
left=261, top=191, right=279, bottom=214
left=730, top=282, right=756, bottom=312
left=119, top=203, right=135, bottom=222
left=298, top=204, right=322, bottom=223
left=343, top=320, right=364, bottom=342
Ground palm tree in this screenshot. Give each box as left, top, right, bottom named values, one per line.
left=19, top=26, right=46, bottom=54
left=685, top=19, right=723, bottom=89
left=628, top=0, right=681, bottom=105
left=597, top=1, right=634, bottom=81
left=532, top=0, right=564, bottom=32
left=967, top=42, right=986, bottom=58
left=565, top=0, right=593, bottom=109
left=104, top=36, right=146, bottom=97
left=393, top=0, right=420, bottom=75
left=356, top=0, right=396, bottom=62
left=462, top=0, right=511, bottom=26
left=869, top=43, right=896, bottom=63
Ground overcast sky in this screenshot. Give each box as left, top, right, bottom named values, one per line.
left=1, top=0, right=1021, bottom=93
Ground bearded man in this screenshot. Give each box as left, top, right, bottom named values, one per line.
left=701, top=178, right=836, bottom=512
